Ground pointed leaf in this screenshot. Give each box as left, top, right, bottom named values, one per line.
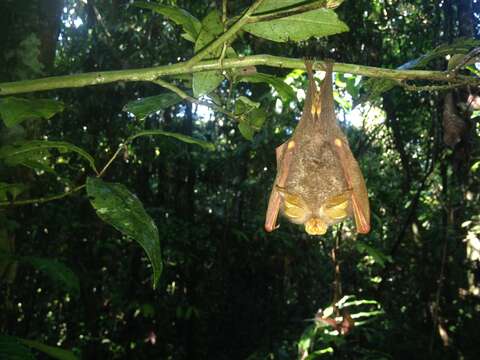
left=253, top=0, right=344, bottom=13
left=19, top=339, right=78, bottom=360
left=238, top=121, right=255, bottom=141
left=127, top=130, right=214, bottom=151
left=124, top=93, right=182, bottom=120
left=193, top=10, right=225, bottom=96
left=132, top=2, right=201, bottom=41
left=244, top=8, right=348, bottom=43
left=0, top=97, right=64, bottom=128
left=0, top=140, right=97, bottom=174
left=193, top=71, right=224, bottom=97
left=87, top=177, right=162, bottom=288
left=23, top=257, right=80, bottom=297
left=0, top=336, right=35, bottom=360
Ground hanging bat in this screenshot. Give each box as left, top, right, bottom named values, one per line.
left=264, top=61, right=370, bottom=236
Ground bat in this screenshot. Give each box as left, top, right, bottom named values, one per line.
left=264, top=61, right=370, bottom=235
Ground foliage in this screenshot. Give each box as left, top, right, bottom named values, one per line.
left=0, top=0, right=479, bottom=359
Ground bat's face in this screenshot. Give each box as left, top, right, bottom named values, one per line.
left=278, top=187, right=351, bottom=235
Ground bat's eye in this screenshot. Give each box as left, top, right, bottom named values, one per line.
left=305, top=218, right=327, bottom=235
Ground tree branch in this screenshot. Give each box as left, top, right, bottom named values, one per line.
left=0, top=55, right=477, bottom=96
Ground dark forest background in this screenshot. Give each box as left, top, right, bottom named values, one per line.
left=1, top=0, right=480, bottom=359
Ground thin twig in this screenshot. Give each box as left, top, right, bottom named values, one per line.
left=186, top=0, right=266, bottom=67
left=0, top=184, right=85, bottom=207
left=153, top=78, right=236, bottom=119
left=98, top=144, right=125, bottom=178
left=248, top=0, right=339, bottom=23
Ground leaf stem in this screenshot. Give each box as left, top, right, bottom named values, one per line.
left=98, top=144, right=126, bottom=178
left=153, top=79, right=236, bottom=119
left=0, top=184, right=86, bottom=207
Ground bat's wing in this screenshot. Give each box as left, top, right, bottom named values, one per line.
left=265, top=140, right=296, bottom=232
left=332, top=138, right=371, bottom=234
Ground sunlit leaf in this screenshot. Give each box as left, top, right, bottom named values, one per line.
left=124, top=93, right=182, bottom=120
left=127, top=130, right=215, bottom=151
left=244, top=5, right=348, bottom=43
left=298, top=324, right=316, bottom=352
left=23, top=256, right=80, bottom=297
left=193, top=10, right=225, bottom=96
left=252, top=0, right=344, bottom=13
left=0, top=140, right=97, bottom=174
left=0, top=97, right=64, bottom=128
left=86, top=177, right=162, bottom=288
left=132, top=2, right=201, bottom=41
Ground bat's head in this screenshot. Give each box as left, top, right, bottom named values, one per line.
left=277, top=186, right=351, bottom=235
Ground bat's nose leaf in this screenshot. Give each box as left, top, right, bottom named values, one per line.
left=305, top=218, right=327, bottom=235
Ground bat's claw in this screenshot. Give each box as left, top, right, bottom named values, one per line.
left=264, top=223, right=279, bottom=232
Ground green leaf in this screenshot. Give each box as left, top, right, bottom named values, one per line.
left=244, top=8, right=348, bottom=43
left=249, top=108, right=267, bottom=129
left=253, top=0, right=344, bottom=13
left=19, top=339, right=78, bottom=360
left=239, top=73, right=295, bottom=102
left=0, top=97, right=64, bottom=128
left=298, top=324, right=316, bottom=352
left=0, top=182, right=28, bottom=201
left=132, top=2, right=201, bottom=41
left=238, top=121, right=255, bottom=141
left=355, top=242, right=392, bottom=268
left=124, top=93, right=182, bottom=120
left=235, top=96, right=261, bottom=114
left=23, top=257, right=80, bottom=297
left=0, top=336, right=35, bottom=360
left=234, top=97, right=267, bottom=141
left=193, top=71, right=224, bottom=97
left=86, top=177, right=162, bottom=288
left=127, top=130, right=215, bottom=151
left=193, top=10, right=225, bottom=96
left=0, top=140, right=97, bottom=174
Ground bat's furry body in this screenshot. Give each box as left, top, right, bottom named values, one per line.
left=265, top=61, right=370, bottom=235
